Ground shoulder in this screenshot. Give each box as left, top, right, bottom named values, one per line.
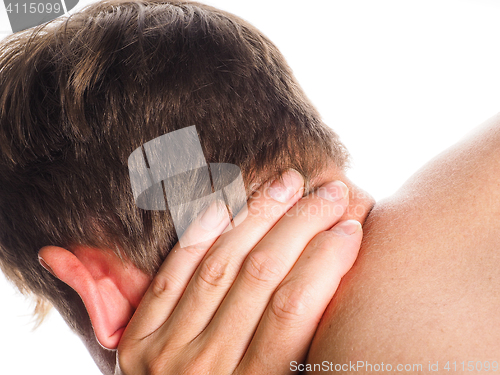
left=306, top=113, right=500, bottom=372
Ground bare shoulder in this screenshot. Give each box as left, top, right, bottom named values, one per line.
left=307, top=114, right=500, bottom=373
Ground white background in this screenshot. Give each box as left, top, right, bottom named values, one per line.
left=1, top=0, right=500, bottom=373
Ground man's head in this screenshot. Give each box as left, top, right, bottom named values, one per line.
left=0, top=0, right=349, bottom=369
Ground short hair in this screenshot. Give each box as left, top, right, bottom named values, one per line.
left=0, top=0, right=349, bottom=333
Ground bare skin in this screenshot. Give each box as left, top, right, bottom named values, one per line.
left=307, top=114, right=500, bottom=373
left=39, top=113, right=500, bottom=374
left=40, top=111, right=500, bottom=374
left=40, top=170, right=368, bottom=375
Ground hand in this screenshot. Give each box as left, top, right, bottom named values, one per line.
left=116, top=170, right=362, bottom=375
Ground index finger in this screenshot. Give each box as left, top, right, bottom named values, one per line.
left=123, top=198, right=232, bottom=340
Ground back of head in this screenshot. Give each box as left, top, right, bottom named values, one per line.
left=0, top=0, right=348, bottom=334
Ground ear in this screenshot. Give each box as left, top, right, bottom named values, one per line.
left=38, top=245, right=152, bottom=349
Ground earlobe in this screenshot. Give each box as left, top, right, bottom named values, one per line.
left=38, top=245, right=151, bottom=349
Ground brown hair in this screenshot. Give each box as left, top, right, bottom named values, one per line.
left=0, top=0, right=348, bottom=333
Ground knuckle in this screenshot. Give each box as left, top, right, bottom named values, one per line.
left=243, top=251, right=285, bottom=287
left=150, top=273, right=178, bottom=300
left=147, top=354, right=169, bottom=375
left=181, top=351, right=216, bottom=375
left=309, top=231, right=340, bottom=252
left=181, top=242, right=209, bottom=258
left=118, top=341, right=152, bottom=375
left=288, top=200, right=320, bottom=221
left=196, top=252, right=230, bottom=289
left=150, top=346, right=217, bottom=375
left=270, top=285, right=312, bottom=323
left=144, top=341, right=186, bottom=375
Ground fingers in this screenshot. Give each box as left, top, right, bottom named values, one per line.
left=123, top=199, right=232, bottom=340
left=117, top=172, right=361, bottom=375
left=156, top=169, right=305, bottom=342
left=236, top=219, right=362, bottom=375
left=122, top=169, right=304, bottom=344
left=198, top=181, right=350, bottom=365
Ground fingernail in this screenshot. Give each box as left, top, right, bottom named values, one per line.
left=330, top=220, right=361, bottom=236
left=200, top=201, right=229, bottom=231
left=316, top=181, right=348, bottom=202
left=38, top=256, right=56, bottom=277
left=268, top=169, right=304, bottom=203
